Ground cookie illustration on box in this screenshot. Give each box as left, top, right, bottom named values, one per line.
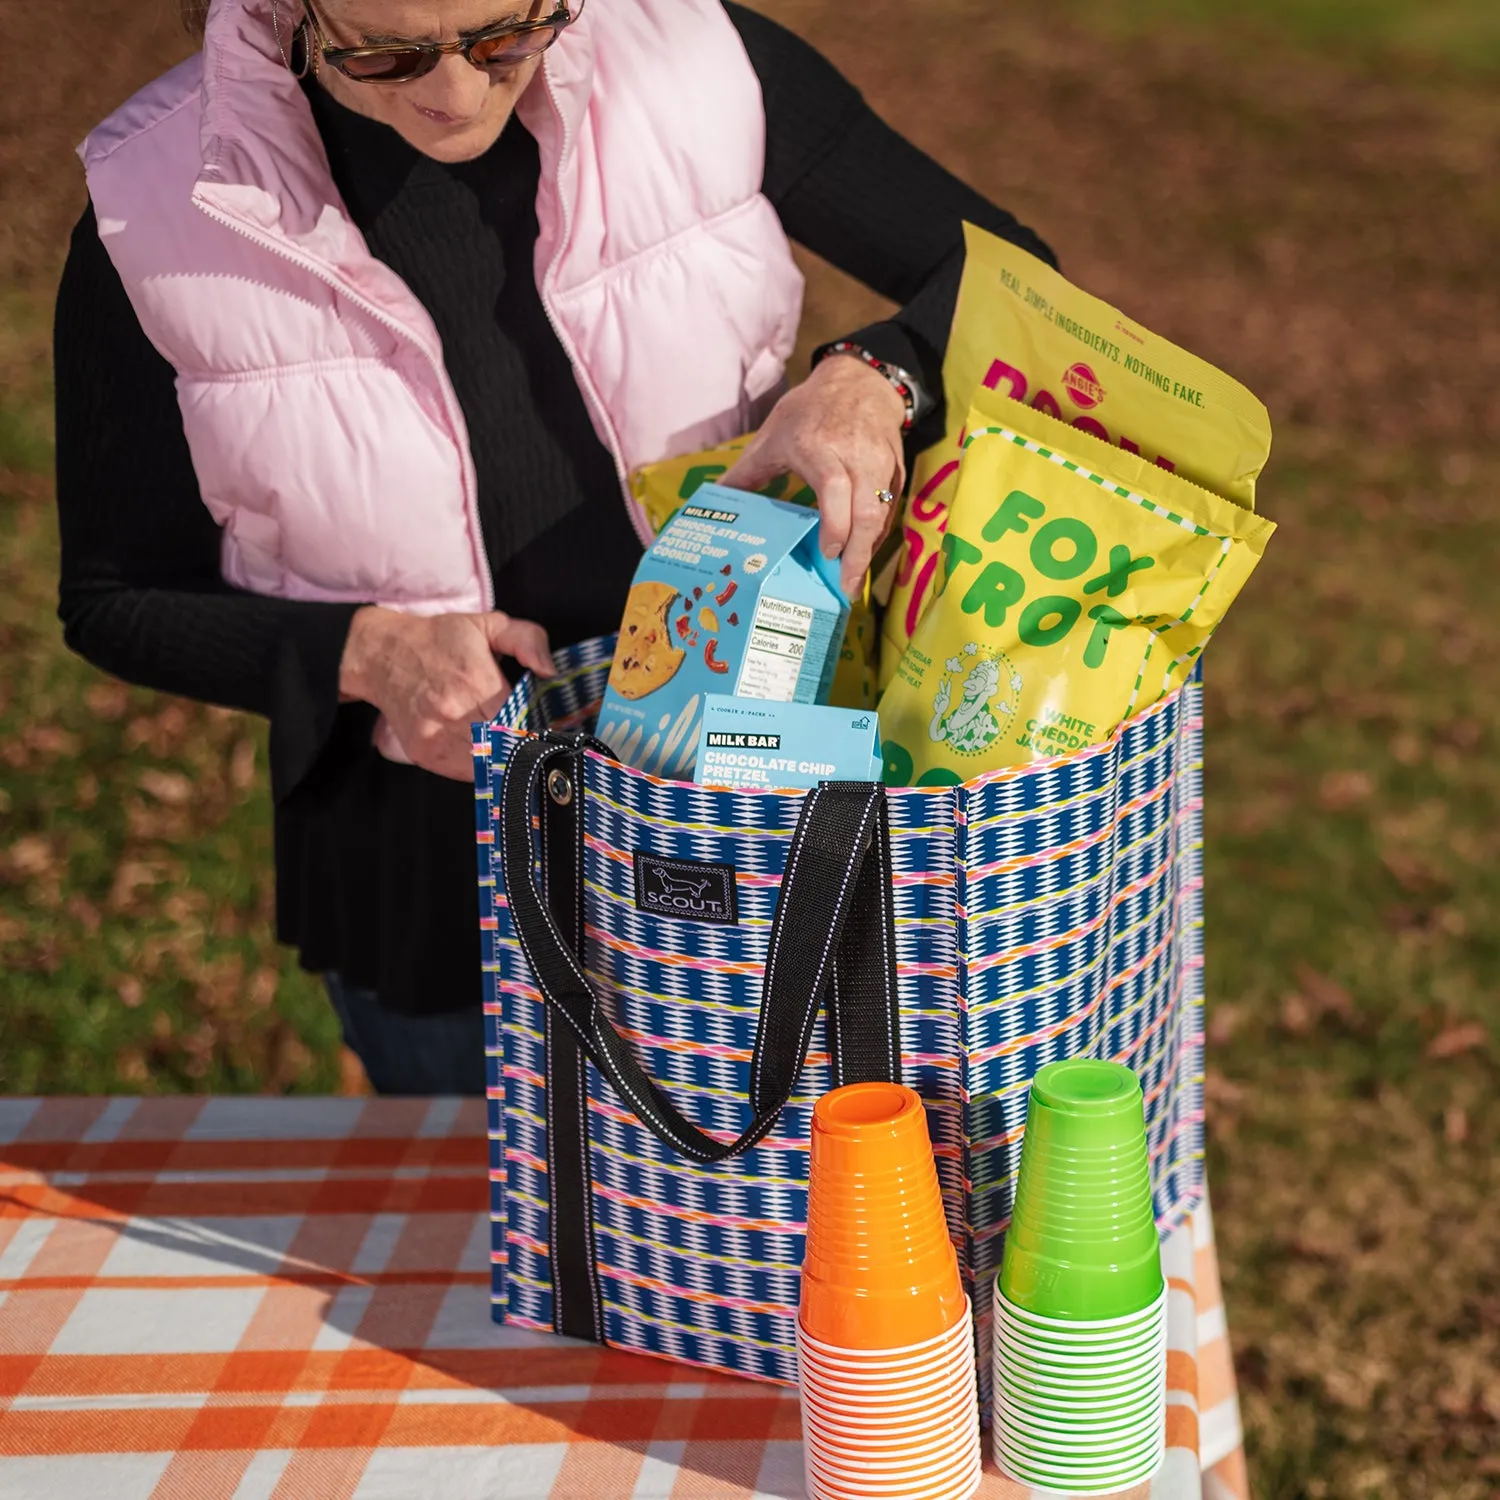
left=609, top=581, right=686, bottom=701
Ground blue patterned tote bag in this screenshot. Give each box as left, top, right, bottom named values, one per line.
left=475, top=634, right=1204, bottom=1399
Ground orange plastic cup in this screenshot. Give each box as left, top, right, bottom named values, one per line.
left=799, top=1361, right=976, bottom=1423
left=806, top=1469, right=983, bottom=1500
left=796, top=1309, right=974, bottom=1380
left=799, top=1083, right=966, bottom=1350
left=802, top=1391, right=976, bottom=1450
left=805, top=1443, right=983, bottom=1498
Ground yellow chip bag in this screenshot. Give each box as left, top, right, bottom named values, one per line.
left=877, top=387, right=1275, bottom=786
left=629, top=435, right=798, bottom=533
left=881, top=225, right=1274, bottom=689
left=630, top=439, right=880, bottom=711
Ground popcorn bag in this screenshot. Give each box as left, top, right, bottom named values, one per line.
left=880, top=224, right=1274, bottom=688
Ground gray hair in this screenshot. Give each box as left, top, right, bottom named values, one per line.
left=179, top=0, right=211, bottom=39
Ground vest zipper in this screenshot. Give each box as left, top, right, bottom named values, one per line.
left=191, top=193, right=497, bottom=611
left=538, top=67, right=655, bottom=550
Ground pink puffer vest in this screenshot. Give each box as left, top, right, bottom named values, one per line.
left=80, top=0, right=805, bottom=617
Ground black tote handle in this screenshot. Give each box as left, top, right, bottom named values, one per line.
left=500, top=733, right=901, bottom=1164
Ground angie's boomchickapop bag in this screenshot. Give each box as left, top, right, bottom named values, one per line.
left=879, top=226, right=1274, bottom=688
left=878, top=388, right=1275, bottom=786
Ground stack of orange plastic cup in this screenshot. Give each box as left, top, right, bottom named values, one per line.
left=796, top=1082, right=982, bottom=1500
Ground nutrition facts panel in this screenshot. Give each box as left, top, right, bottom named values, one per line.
left=738, top=595, right=813, bottom=701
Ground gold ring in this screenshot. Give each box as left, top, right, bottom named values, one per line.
left=875, top=488, right=897, bottom=506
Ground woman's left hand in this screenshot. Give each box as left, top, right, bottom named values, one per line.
left=720, top=354, right=907, bottom=598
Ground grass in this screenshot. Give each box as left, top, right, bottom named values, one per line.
left=1195, top=435, right=1500, bottom=1497
left=1075, top=0, right=1500, bottom=72
left=2, top=1, right=1499, bottom=1494
left=0, top=486, right=344, bottom=1094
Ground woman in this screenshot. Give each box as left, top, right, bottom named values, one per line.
left=55, top=0, right=1054, bottom=1094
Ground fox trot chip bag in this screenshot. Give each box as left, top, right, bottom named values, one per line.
left=878, top=389, right=1275, bottom=785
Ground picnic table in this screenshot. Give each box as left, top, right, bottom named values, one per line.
left=0, top=1098, right=1248, bottom=1498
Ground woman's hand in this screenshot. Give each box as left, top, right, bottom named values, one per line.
left=720, top=354, right=907, bottom=597
left=339, top=606, right=555, bottom=781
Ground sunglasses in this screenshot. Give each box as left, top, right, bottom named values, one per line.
left=301, top=0, right=582, bottom=83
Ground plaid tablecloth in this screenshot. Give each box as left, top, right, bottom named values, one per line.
left=0, top=1098, right=1248, bottom=1499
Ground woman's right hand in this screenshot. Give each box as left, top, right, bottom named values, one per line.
left=339, top=606, right=555, bottom=781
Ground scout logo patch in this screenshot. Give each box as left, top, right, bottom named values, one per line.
left=633, top=853, right=739, bottom=925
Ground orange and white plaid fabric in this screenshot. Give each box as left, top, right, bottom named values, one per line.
left=0, top=1099, right=1247, bottom=1499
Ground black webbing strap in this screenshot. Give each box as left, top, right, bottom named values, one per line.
left=538, top=738, right=603, bottom=1342
left=825, top=793, right=901, bottom=1089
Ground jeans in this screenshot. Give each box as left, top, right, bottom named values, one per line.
left=325, top=973, right=487, bottom=1097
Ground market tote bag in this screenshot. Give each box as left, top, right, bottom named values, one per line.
left=475, top=634, right=1205, bottom=1395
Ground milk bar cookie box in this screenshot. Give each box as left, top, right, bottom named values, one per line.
left=695, top=696, right=883, bottom=791
left=598, top=486, right=849, bottom=779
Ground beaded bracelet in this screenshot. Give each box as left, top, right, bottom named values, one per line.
left=815, top=340, right=919, bottom=432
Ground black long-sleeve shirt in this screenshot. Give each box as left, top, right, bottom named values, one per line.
left=54, top=4, right=1055, bottom=1014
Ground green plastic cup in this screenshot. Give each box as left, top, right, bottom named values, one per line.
left=997, top=1284, right=1166, bottom=1339
left=995, top=1432, right=1162, bottom=1477
left=997, top=1346, right=1164, bottom=1391
left=997, top=1351, right=1163, bottom=1405
left=994, top=1436, right=1162, bottom=1493
left=995, top=1422, right=1163, bottom=1471
left=997, top=1337, right=1165, bottom=1376
left=1002, top=1356, right=1164, bottom=1410
left=997, top=1430, right=1161, bottom=1472
left=999, top=1059, right=1164, bottom=1320
left=995, top=1391, right=1162, bottom=1444
left=997, top=1314, right=1165, bottom=1357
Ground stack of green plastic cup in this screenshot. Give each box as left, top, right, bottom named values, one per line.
left=991, top=1059, right=1167, bottom=1495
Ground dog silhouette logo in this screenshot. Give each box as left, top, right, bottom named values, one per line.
left=653, top=869, right=713, bottom=901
